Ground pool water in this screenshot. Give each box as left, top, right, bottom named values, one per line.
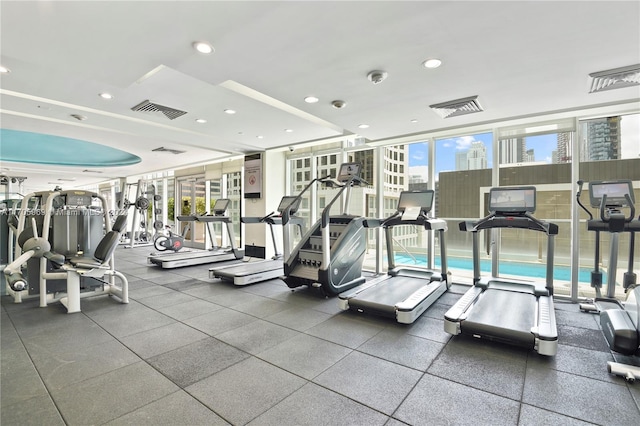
left=394, top=254, right=603, bottom=283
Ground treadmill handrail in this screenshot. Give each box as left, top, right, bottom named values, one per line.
left=459, top=213, right=558, bottom=235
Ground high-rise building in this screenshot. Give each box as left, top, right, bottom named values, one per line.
left=467, top=141, right=488, bottom=170
left=455, top=150, right=468, bottom=171
left=500, top=138, right=526, bottom=164
left=556, top=132, right=573, bottom=163
left=581, top=116, right=621, bottom=161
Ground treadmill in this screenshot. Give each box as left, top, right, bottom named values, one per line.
left=148, top=199, right=244, bottom=269
left=444, top=186, right=559, bottom=356
left=210, top=196, right=304, bottom=285
left=338, top=190, right=451, bottom=324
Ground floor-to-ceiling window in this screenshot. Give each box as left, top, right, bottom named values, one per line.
left=436, top=132, right=493, bottom=284
left=577, top=113, right=640, bottom=300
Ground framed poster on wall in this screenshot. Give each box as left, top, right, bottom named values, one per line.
left=244, top=153, right=262, bottom=199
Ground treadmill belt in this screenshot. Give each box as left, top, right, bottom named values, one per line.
left=464, top=288, right=536, bottom=346
left=215, top=259, right=282, bottom=278
left=349, top=276, right=432, bottom=315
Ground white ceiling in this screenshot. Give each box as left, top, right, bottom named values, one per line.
left=1, top=1, right=639, bottom=193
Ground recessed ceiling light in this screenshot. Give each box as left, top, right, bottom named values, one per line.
left=331, top=100, right=347, bottom=109
left=224, top=109, right=236, bottom=114
left=304, top=96, right=319, bottom=103
left=193, top=41, right=214, bottom=54
left=358, top=124, right=370, bottom=129
left=422, top=58, right=442, bottom=69
left=257, top=135, right=264, bottom=139
left=285, top=129, right=293, bottom=133
left=411, top=119, right=418, bottom=123
left=0, top=66, right=11, bottom=73
left=99, top=92, right=113, bottom=99
left=195, top=118, right=207, bottom=123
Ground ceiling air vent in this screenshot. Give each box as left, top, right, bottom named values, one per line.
left=589, top=64, right=640, bottom=93
left=429, top=96, right=483, bottom=119
left=131, top=100, right=187, bottom=120
left=152, top=147, right=186, bottom=155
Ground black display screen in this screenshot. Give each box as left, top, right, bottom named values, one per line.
left=589, top=180, right=634, bottom=208
left=397, top=190, right=434, bottom=213
left=277, top=196, right=300, bottom=214
left=489, top=187, right=536, bottom=213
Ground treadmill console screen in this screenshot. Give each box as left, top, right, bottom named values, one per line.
left=212, top=198, right=230, bottom=215
left=277, top=196, right=301, bottom=215
left=589, top=180, right=634, bottom=208
left=397, top=190, right=434, bottom=213
left=336, top=162, right=362, bottom=183
left=489, top=187, right=536, bottom=214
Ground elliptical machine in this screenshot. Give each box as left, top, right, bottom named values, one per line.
left=576, top=179, right=640, bottom=382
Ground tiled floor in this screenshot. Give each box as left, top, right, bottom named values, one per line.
left=2, top=246, right=640, bottom=425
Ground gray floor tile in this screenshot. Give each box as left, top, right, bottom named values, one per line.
left=314, top=351, right=422, bottom=415
left=257, top=333, right=352, bottom=379
left=85, top=300, right=176, bottom=338
left=21, top=315, right=114, bottom=353
left=523, top=365, right=640, bottom=425
left=162, top=278, right=210, bottom=292
left=394, top=374, right=520, bottom=426
left=555, top=308, right=600, bottom=329
left=527, top=343, right=616, bottom=383
left=186, top=357, right=306, bottom=425
left=1, top=394, right=65, bottom=426
left=134, top=290, right=197, bottom=309
left=183, top=307, right=257, bottom=336
left=128, top=283, right=175, bottom=299
left=1, top=344, right=49, bottom=407
left=305, top=314, right=384, bottom=348
left=147, top=337, right=249, bottom=387
left=248, top=382, right=388, bottom=426
left=106, top=390, right=229, bottom=425
left=29, top=339, right=140, bottom=390
left=428, top=334, right=528, bottom=400
left=205, top=289, right=268, bottom=308
left=120, top=321, right=209, bottom=359
left=265, top=306, right=333, bottom=331
left=216, top=319, right=299, bottom=354
left=157, top=298, right=223, bottom=321
left=557, top=324, right=611, bottom=352
left=359, top=328, right=444, bottom=371
left=51, top=361, right=179, bottom=425
left=518, top=404, right=593, bottom=425
left=232, top=296, right=292, bottom=318
left=240, top=281, right=291, bottom=297
left=405, top=315, right=452, bottom=343
left=144, top=272, right=188, bottom=285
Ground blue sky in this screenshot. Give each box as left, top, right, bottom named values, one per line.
left=408, top=114, right=640, bottom=176
left=408, top=132, right=560, bottom=175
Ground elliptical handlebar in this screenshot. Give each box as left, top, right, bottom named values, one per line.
left=599, top=194, right=636, bottom=223
left=576, top=180, right=593, bottom=220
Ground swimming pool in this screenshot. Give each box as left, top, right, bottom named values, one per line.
left=394, top=254, right=602, bottom=283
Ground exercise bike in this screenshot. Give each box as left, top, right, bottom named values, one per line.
left=153, top=223, right=190, bottom=252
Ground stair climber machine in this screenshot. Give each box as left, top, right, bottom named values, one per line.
left=576, top=180, right=640, bottom=382
left=444, top=186, right=559, bottom=356
left=210, top=196, right=305, bottom=285
left=148, top=198, right=244, bottom=269
left=339, top=190, right=451, bottom=324
left=284, top=162, right=368, bottom=297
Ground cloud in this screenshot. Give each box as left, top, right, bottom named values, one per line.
left=412, top=151, right=425, bottom=161
left=409, top=165, right=429, bottom=179
left=455, top=135, right=476, bottom=150
left=442, top=142, right=452, bottom=148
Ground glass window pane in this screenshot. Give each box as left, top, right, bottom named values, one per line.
left=436, top=132, right=493, bottom=284
left=578, top=113, right=640, bottom=301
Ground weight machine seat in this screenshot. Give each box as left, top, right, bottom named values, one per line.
left=112, top=214, right=128, bottom=233
left=69, top=231, right=121, bottom=269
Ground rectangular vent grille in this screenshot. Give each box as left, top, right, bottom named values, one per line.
left=152, top=147, right=186, bottom=155
left=131, top=100, right=187, bottom=120
left=589, top=64, right=640, bottom=93
left=430, top=96, right=483, bottom=119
